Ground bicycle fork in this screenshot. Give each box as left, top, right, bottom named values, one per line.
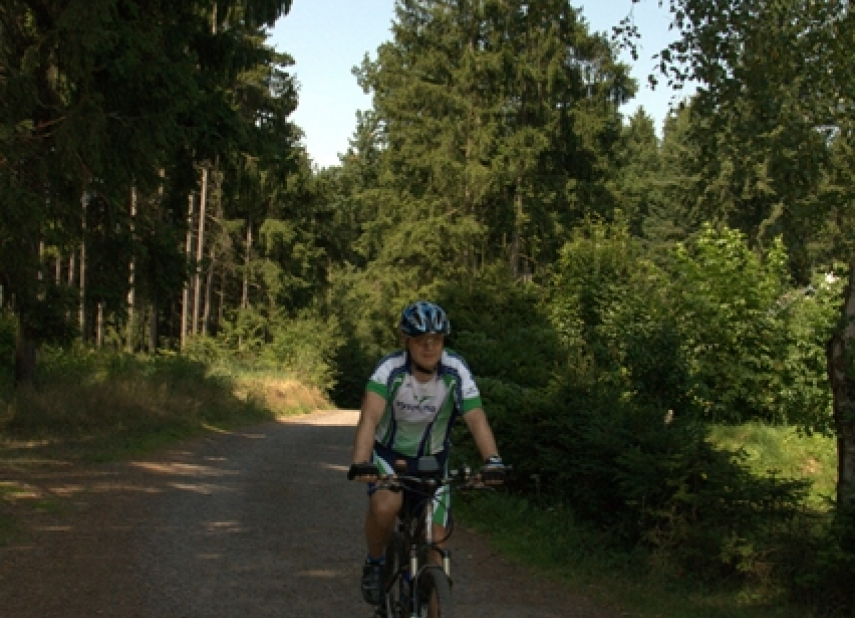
left=421, top=500, right=452, bottom=579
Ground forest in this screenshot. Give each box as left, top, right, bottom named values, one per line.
left=2, top=0, right=855, bottom=615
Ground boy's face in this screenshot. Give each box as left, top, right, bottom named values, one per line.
left=406, top=334, right=444, bottom=372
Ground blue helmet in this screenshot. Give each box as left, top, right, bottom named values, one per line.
left=399, top=301, right=451, bottom=337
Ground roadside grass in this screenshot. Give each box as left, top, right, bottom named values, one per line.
left=0, top=350, right=331, bottom=545
left=709, top=423, right=837, bottom=509
left=457, top=423, right=836, bottom=618
left=0, top=350, right=331, bottom=464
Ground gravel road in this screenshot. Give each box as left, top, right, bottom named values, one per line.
left=0, top=410, right=617, bottom=618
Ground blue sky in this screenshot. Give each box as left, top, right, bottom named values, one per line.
left=269, top=1, right=693, bottom=169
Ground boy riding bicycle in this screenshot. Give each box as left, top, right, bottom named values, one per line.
left=348, top=300, right=506, bottom=606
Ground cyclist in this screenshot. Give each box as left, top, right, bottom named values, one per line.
left=347, top=300, right=506, bottom=606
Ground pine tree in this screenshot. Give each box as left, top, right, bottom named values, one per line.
left=350, top=0, right=634, bottom=303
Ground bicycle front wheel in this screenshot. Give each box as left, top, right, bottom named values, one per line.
left=384, top=531, right=408, bottom=618
left=416, top=565, right=453, bottom=618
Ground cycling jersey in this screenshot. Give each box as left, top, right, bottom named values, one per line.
left=366, top=348, right=483, bottom=457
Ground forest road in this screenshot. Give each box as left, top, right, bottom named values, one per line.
left=0, top=409, right=618, bottom=618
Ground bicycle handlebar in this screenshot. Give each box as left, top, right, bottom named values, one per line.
left=372, top=464, right=512, bottom=493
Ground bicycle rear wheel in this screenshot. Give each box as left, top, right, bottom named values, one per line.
left=416, top=565, right=453, bottom=618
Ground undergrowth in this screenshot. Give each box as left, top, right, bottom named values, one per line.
left=0, top=348, right=331, bottom=464
left=455, top=423, right=839, bottom=618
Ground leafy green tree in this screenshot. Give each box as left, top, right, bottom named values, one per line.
left=669, top=225, right=795, bottom=424
left=625, top=0, right=855, bottom=507
left=352, top=0, right=634, bottom=291
left=629, top=0, right=848, bottom=277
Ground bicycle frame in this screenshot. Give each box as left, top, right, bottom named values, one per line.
left=373, top=456, right=497, bottom=618
left=372, top=461, right=446, bottom=617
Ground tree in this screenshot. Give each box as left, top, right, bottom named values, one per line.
left=350, top=0, right=634, bottom=305
left=627, top=0, right=855, bottom=503
left=611, top=107, right=663, bottom=237
left=0, top=0, right=297, bottom=376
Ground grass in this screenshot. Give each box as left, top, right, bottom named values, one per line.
left=456, top=423, right=838, bottom=618
left=0, top=351, right=331, bottom=464
left=0, top=350, right=332, bottom=545
left=709, top=423, right=837, bottom=508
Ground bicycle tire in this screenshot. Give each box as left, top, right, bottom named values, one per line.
left=384, top=531, right=409, bottom=618
left=415, top=565, right=453, bottom=618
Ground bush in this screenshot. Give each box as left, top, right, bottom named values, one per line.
left=192, top=308, right=343, bottom=397
left=523, top=378, right=817, bottom=587
left=262, top=312, right=343, bottom=394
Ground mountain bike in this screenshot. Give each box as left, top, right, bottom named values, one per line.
left=371, top=455, right=505, bottom=618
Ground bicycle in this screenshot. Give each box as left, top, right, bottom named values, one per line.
left=370, top=455, right=506, bottom=618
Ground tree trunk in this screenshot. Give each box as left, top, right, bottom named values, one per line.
left=218, top=262, right=227, bottom=332
left=148, top=300, right=158, bottom=353
left=202, top=160, right=221, bottom=336
left=193, top=166, right=208, bottom=337
left=181, top=192, right=195, bottom=350
left=79, top=194, right=88, bottom=342
left=203, top=255, right=215, bottom=336
left=127, top=185, right=137, bottom=352
left=511, top=179, right=523, bottom=280
left=828, top=254, right=855, bottom=506
left=96, top=302, right=104, bottom=349
left=242, top=217, right=253, bottom=310
left=68, top=252, right=76, bottom=287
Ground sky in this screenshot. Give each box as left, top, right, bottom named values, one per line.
left=269, top=1, right=693, bottom=169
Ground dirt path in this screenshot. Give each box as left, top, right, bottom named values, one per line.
left=0, top=410, right=618, bottom=618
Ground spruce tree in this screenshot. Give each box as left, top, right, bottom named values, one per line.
left=350, top=0, right=634, bottom=303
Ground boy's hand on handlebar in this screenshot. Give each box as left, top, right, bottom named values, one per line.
left=480, top=455, right=506, bottom=486
left=348, top=461, right=379, bottom=482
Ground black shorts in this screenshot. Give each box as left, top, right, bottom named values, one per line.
left=367, top=442, right=451, bottom=527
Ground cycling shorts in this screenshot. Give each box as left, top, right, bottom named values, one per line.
left=368, top=442, right=451, bottom=528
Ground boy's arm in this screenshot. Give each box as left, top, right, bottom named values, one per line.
left=352, top=390, right=386, bottom=463
left=462, top=407, right=499, bottom=460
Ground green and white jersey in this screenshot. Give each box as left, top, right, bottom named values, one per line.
left=366, top=348, right=483, bottom=457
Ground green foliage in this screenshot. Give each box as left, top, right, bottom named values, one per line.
left=260, top=311, right=342, bottom=393
left=710, top=423, right=836, bottom=508
left=0, top=0, right=303, bottom=353
left=439, top=265, right=558, bottom=389
left=0, top=349, right=274, bottom=446
left=509, top=376, right=818, bottom=589
left=349, top=0, right=634, bottom=289
left=668, top=225, right=838, bottom=431
left=775, top=271, right=844, bottom=435
left=646, top=0, right=853, bottom=276
left=458, top=487, right=823, bottom=618
left=324, top=263, right=408, bottom=408
left=669, top=225, right=791, bottom=423
left=478, top=215, right=844, bottom=608
left=612, top=108, right=665, bottom=237
left=547, top=219, right=837, bottom=432
left=548, top=217, right=697, bottom=413
left=192, top=308, right=342, bottom=395
left=787, top=504, right=855, bottom=616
